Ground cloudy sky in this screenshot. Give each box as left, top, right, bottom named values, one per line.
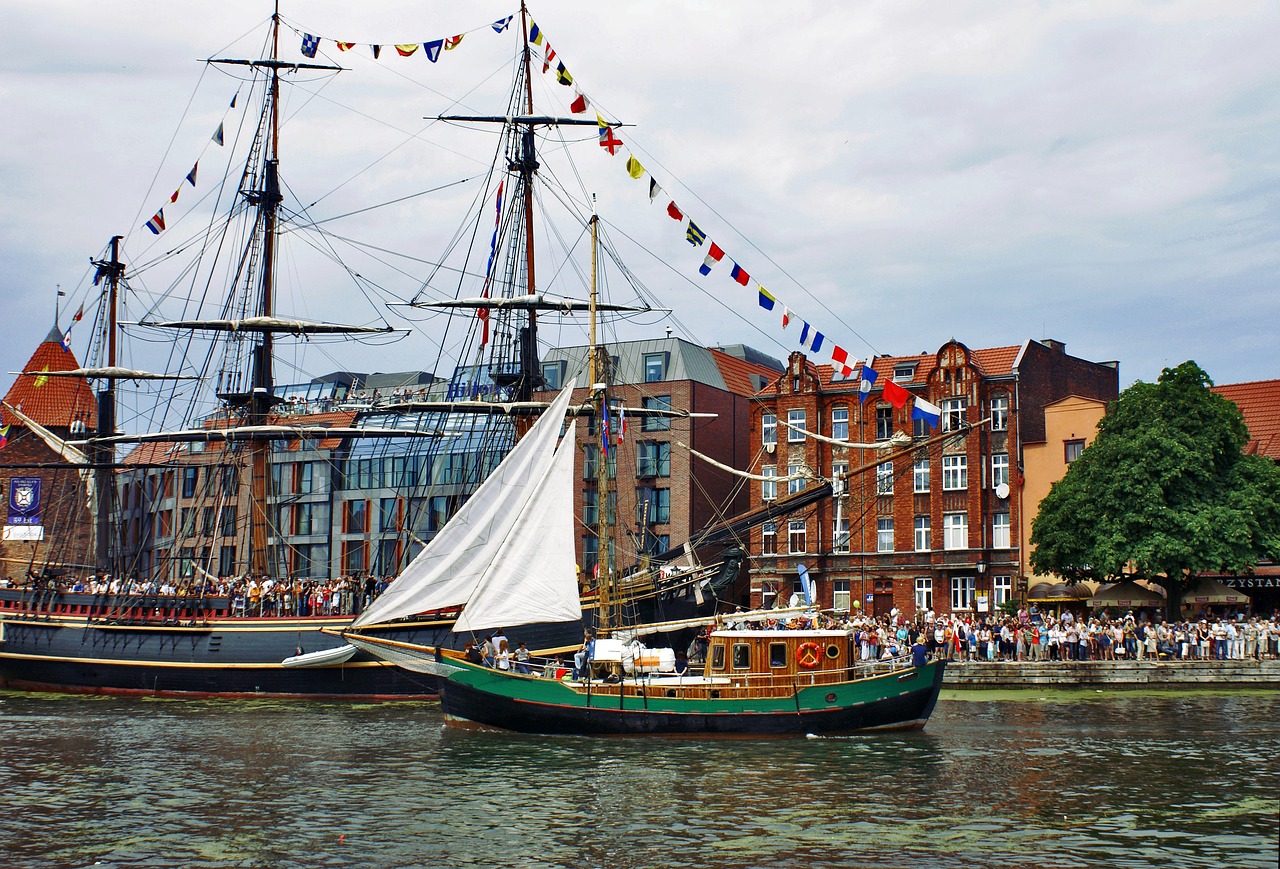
left=2, top=0, right=1277, bottom=412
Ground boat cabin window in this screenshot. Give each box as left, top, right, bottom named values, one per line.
left=769, top=642, right=788, bottom=668
left=711, top=644, right=726, bottom=670
left=731, top=643, right=750, bottom=670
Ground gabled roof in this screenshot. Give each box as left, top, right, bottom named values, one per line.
left=1, top=326, right=98, bottom=430
left=1212, top=378, right=1280, bottom=460
left=707, top=347, right=780, bottom=396
left=784, top=343, right=1024, bottom=394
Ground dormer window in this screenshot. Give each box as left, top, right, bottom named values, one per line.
left=893, top=363, right=918, bottom=382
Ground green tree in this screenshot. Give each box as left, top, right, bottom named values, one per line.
left=1030, top=361, right=1280, bottom=601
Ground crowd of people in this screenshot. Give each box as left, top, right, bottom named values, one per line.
left=839, top=607, right=1280, bottom=663
left=1, top=572, right=398, bottom=618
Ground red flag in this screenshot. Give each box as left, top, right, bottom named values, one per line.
left=667, top=202, right=683, bottom=221
left=883, top=379, right=910, bottom=409
left=730, top=263, right=750, bottom=286
left=570, top=91, right=588, bottom=114
left=831, top=346, right=848, bottom=366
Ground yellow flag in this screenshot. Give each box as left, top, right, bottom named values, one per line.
left=34, top=365, right=49, bottom=388
left=625, top=155, right=645, bottom=180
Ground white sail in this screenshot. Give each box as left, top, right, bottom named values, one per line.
left=350, top=380, right=578, bottom=629
left=454, top=418, right=581, bottom=633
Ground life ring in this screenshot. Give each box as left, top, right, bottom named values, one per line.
left=796, top=642, right=822, bottom=669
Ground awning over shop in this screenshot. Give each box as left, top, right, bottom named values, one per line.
left=1027, top=580, right=1096, bottom=603
left=1088, top=580, right=1166, bottom=609
left=1181, top=578, right=1251, bottom=608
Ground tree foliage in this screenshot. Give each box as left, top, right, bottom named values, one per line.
left=1030, top=361, right=1280, bottom=599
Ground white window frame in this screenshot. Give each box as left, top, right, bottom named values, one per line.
left=788, top=464, right=805, bottom=496
left=833, top=518, right=850, bottom=554
left=914, top=516, right=931, bottom=552
left=832, top=461, right=849, bottom=496
left=942, top=455, right=968, bottom=491
left=831, top=406, right=849, bottom=441
left=761, top=522, right=777, bottom=556
left=787, top=409, right=807, bottom=442
left=991, top=453, right=1009, bottom=489
left=915, top=577, right=933, bottom=612
left=876, top=461, right=894, bottom=495
left=762, top=413, right=777, bottom=446
left=788, top=520, right=807, bottom=555
left=990, top=395, right=1008, bottom=431
left=943, top=512, right=968, bottom=550
left=951, top=576, right=975, bottom=611
left=942, top=397, right=967, bottom=432
left=876, top=518, right=894, bottom=552
left=993, top=574, right=1012, bottom=607
left=914, top=458, right=930, bottom=493
left=992, top=512, right=1011, bottom=549
left=761, top=466, right=777, bottom=502
left=833, top=580, right=851, bottom=613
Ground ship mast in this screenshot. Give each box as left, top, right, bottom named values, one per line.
left=588, top=213, right=617, bottom=630
left=92, top=235, right=125, bottom=572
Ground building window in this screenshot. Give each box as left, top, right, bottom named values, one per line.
left=219, top=506, right=237, bottom=538
left=915, top=577, right=933, bottom=612
left=942, top=455, right=968, bottom=490
left=181, top=467, right=199, bottom=499
left=642, top=395, right=671, bottom=431
left=943, top=512, right=968, bottom=550
left=951, top=576, right=975, bottom=610
left=788, top=464, right=805, bottom=495
left=990, top=394, right=1008, bottom=431
left=942, top=397, right=967, bottom=431
left=787, top=409, right=806, bottom=441
left=914, top=516, right=931, bottom=552
left=761, top=466, right=777, bottom=502
left=581, top=534, right=598, bottom=576
left=762, top=413, right=777, bottom=446
left=298, top=462, right=316, bottom=495
left=833, top=580, right=851, bottom=612
left=378, top=497, right=398, bottom=533
left=788, top=520, right=807, bottom=554
left=832, top=461, right=849, bottom=495
left=541, top=360, right=562, bottom=390
left=833, top=518, right=850, bottom=553
left=1065, top=439, right=1085, bottom=463
left=831, top=407, right=849, bottom=441
left=876, top=405, right=893, bottom=441
left=582, top=488, right=599, bottom=527
left=294, top=503, right=314, bottom=536
left=993, top=512, right=1011, bottom=549
left=344, top=499, right=367, bottom=534
left=893, top=363, right=917, bottom=382
left=876, top=461, right=894, bottom=495
left=993, top=574, right=1012, bottom=607
left=761, top=522, right=777, bottom=555
left=637, top=441, right=671, bottom=477
left=876, top=518, right=894, bottom=552
left=913, top=414, right=930, bottom=440
left=343, top=540, right=367, bottom=573
left=636, top=487, right=670, bottom=525
left=218, top=545, right=237, bottom=577
left=643, top=352, right=665, bottom=383
left=991, top=453, right=1009, bottom=489
left=914, top=458, right=931, bottom=493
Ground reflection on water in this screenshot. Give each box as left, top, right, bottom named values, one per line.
left=0, top=690, right=1276, bottom=868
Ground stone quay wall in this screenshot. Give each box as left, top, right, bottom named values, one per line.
left=942, top=659, right=1280, bottom=689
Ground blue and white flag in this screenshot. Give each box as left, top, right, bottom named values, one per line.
left=911, top=396, right=942, bottom=429
left=301, top=34, right=320, bottom=58
left=797, top=564, right=814, bottom=607
left=858, top=360, right=878, bottom=403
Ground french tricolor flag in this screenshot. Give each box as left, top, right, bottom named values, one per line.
left=698, top=243, right=725, bottom=276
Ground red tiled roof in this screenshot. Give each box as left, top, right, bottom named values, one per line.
left=1212, top=379, right=1280, bottom=460
left=797, top=343, right=1024, bottom=393
left=708, top=347, right=782, bottom=396
left=1, top=330, right=97, bottom=430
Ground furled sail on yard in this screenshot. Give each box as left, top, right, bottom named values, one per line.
left=350, top=380, right=581, bottom=633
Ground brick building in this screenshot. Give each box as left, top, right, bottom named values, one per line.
left=534, top=338, right=781, bottom=577
left=0, top=325, right=98, bottom=578
left=747, top=338, right=1118, bottom=620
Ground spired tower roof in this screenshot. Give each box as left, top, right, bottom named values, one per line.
left=1, top=323, right=98, bottom=431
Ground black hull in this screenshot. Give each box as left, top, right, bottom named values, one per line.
left=439, top=661, right=947, bottom=736
left=0, top=609, right=582, bottom=699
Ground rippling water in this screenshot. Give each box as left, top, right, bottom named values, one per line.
left=1, top=689, right=1276, bottom=868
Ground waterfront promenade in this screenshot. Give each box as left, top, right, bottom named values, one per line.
left=944, top=658, right=1280, bottom=688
